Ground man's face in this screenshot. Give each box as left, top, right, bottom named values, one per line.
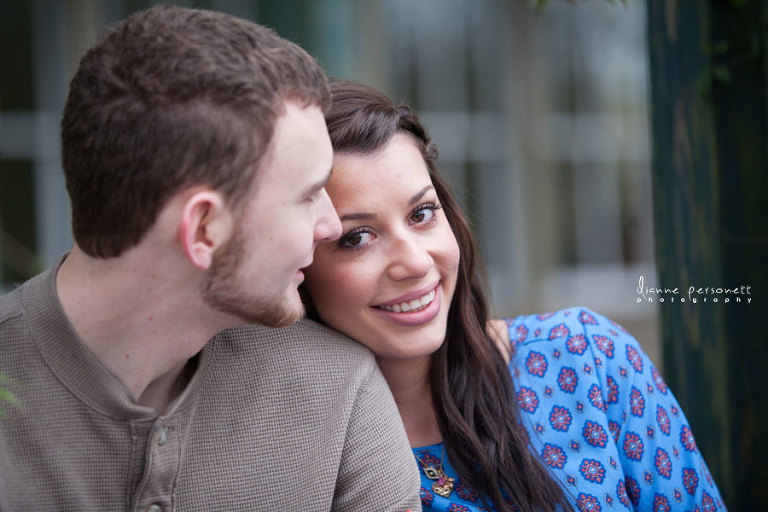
left=203, top=101, right=341, bottom=327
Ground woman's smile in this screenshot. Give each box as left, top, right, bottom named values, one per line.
left=372, top=282, right=442, bottom=326
left=374, top=281, right=439, bottom=312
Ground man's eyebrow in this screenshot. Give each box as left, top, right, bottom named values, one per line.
left=302, top=168, right=333, bottom=197
left=339, top=185, right=436, bottom=222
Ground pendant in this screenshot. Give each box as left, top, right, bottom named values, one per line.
left=432, top=474, right=455, bottom=498
left=416, top=452, right=455, bottom=498
left=422, top=465, right=441, bottom=480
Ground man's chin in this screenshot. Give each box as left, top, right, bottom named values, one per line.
left=254, top=304, right=304, bottom=328
left=244, top=296, right=305, bottom=328
left=206, top=293, right=305, bottom=329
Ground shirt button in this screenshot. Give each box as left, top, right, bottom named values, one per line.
left=157, top=427, right=169, bottom=446
left=146, top=505, right=162, bottom=512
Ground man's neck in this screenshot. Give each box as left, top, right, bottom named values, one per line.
left=56, top=246, right=237, bottom=413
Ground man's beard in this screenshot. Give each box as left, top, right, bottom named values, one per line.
left=201, top=226, right=304, bottom=328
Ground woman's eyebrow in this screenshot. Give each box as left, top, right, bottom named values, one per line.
left=339, top=185, right=435, bottom=222
left=340, top=212, right=375, bottom=222
left=409, top=185, right=434, bottom=206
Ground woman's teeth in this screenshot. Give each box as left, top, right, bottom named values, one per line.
left=378, top=289, right=436, bottom=313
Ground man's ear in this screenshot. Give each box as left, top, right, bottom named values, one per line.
left=179, top=191, right=234, bottom=269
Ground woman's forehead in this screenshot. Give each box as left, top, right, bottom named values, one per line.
left=328, top=134, right=431, bottom=196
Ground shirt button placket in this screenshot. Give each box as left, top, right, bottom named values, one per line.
left=157, top=426, right=169, bottom=446
left=133, top=421, right=177, bottom=512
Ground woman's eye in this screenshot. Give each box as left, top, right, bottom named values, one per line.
left=339, top=229, right=374, bottom=249
left=411, top=204, right=439, bottom=224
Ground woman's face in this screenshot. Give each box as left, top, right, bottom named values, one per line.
left=303, top=132, right=461, bottom=362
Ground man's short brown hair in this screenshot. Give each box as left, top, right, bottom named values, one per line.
left=61, top=5, right=330, bottom=258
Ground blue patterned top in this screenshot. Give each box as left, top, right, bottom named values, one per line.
left=412, top=307, right=726, bottom=511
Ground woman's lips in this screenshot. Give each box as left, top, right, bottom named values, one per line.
left=375, top=281, right=439, bottom=308
left=372, top=283, right=442, bottom=326
left=376, top=288, right=435, bottom=313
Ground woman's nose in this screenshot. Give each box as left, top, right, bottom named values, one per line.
left=386, top=233, right=433, bottom=281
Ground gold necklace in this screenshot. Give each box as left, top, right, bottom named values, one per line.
left=416, top=446, right=455, bottom=498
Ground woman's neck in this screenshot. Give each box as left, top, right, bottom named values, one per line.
left=377, top=355, right=443, bottom=448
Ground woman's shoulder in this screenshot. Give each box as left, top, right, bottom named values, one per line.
left=486, top=318, right=512, bottom=363
left=498, top=307, right=645, bottom=372
left=503, top=307, right=630, bottom=343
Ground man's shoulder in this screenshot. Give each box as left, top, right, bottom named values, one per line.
left=0, top=290, right=22, bottom=324
left=0, top=280, right=32, bottom=327
left=215, top=318, right=375, bottom=367
left=206, top=319, right=380, bottom=408
left=1, top=270, right=56, bottom=327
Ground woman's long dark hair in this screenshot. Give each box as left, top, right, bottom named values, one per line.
left=322, top=79, right=574, bottom=512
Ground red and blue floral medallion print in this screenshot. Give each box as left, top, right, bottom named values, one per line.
left=412, top=308, right=726, bottom=511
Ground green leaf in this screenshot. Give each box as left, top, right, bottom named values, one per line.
left=0, top=387, right=21, bottom=409
left=0, top=373, right=22, bottom=414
